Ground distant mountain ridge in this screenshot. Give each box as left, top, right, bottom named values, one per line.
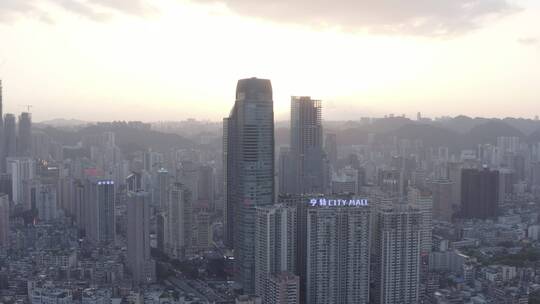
left=324, top=116, right=540, bottom=152
left=35, top=116, right=540, bottom=153
left=39, top=123, right=194, bottom=154
left=37, top=118, right=90, bottom=127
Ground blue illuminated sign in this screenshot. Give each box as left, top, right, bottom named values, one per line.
left=309, top=198, right=369, bottom=207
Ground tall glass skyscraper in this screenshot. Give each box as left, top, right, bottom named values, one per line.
left=224, top=77, right=275, bottom=294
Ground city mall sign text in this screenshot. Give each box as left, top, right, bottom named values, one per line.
left=309, top=198, right=369, bottom=207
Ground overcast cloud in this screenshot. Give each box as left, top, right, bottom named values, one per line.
left=518, top=37, right=539, bottom=45
left=0, top=0, right=153, bottom=23
left=193, top=0, right=518, bottom=36
left=0, top=0, right=518, bottom=37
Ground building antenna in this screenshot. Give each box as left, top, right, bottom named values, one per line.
left=21, top=104, right=33, bottom=112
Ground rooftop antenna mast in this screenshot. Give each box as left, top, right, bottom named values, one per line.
left=21, top=104, right=33, bottom=112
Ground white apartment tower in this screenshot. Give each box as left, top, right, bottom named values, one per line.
left=306, top=205, right=371, bottom=304
left=372, top=205, right=422, bottom=304
left=127, top=191, right=156, bottom=284
left=254, top=204, right=297, bottom=304
left=166, top=182, right=192, bottom=260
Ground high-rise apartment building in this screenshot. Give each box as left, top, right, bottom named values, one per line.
left=266, top=272, right=300, bottom=304
left=290, top=96, right=325, bottom=194
left=178, top=161, right=199, bottom=204
left=126, top=172, right=142, bottom=192
left=31, top=131, right=51, bottom=160
left=429, top=179, right=454, bottom=222
left=58, top=176, right=75, bottom=217
left=223, top=117, right=232, bottom=246
left=278, top=147, right=295, bottom=195
left=236, top=295, right=262, bottom=304
left=407, top=188, right=433, bottom=255
left=378, top=169, right=408, bottom=201
left=17, top=112, right=32, bottom=157
left=324, top=133, right=337, bottom=169
left=223, top=78, right=275, bottom=294
left=278, top=194, right=310, bottom=304
left=156, top=212, right=166, bottom=252
left=306, top=204, right=371, bottom=304
left=73, top=180, right=85, bottom=231
left=2, top=114, right=17, bottom=173
left=143, top=149, right=163, bottom=172
left=460, top=167, right=499, bottom=219
left=254, top=204, right=297, bottom=304
left=127, top=191, right=156, bottom=284
left=499, top=168, right=515, bottom=201
left=194, top=211, right=211, bottom=251
left=22, top=179, right=40, bottom=212
left=372, top=205, right=422, bottom=304
left=0, top=193, right=9, bottom=248
left=447, top=162, right=463, bottom=207
left=497, top=136, right=520, bottom=165
left=86, top=180, right=116, bottom=245
left=155, top=168, right=169, bottom=211
left=331, top=166, right=359, bottom=195
left=166, top=182, right=192, bottom=260
left=198, top=164, right=215, bottom=211
left=6, top=157, right=35, bottom=206
left=36, top=183, right=58, bottom=222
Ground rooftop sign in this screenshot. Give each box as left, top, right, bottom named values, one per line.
left=309, top=198, right=368, bottom=207
left=97, top=180, right=114, bottom=185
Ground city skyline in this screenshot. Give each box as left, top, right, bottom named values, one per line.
left=2, top=1, right=540, bottom=303
left=1, top=73, right=540, bottom=303
left=0, top=0, right=539, bottom=121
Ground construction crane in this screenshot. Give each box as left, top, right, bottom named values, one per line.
left=21, top=104, right=33, bottom=112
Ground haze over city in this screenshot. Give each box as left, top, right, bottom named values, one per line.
left=1, top=0, right=539, bottom=121
left=5, top=1, right=540, bottom=304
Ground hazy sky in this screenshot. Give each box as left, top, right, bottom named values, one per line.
left=0, top=0, right=539, bottom=122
